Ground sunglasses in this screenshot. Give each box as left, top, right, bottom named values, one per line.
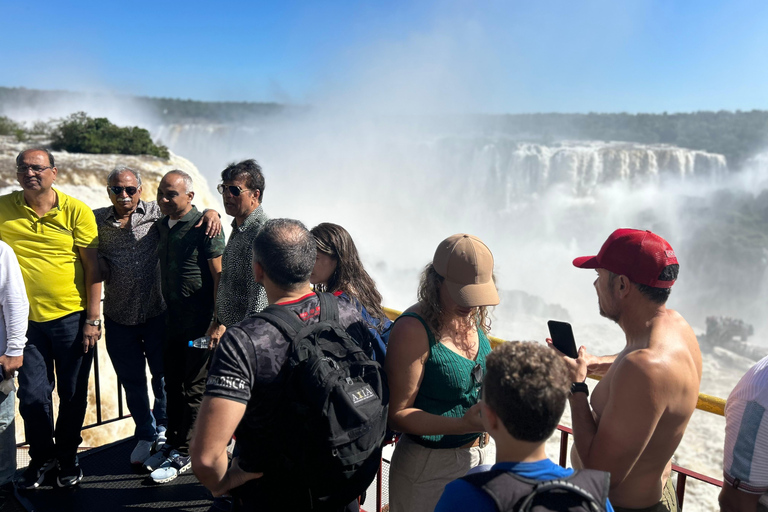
left=217, top=184, right=249, bottom=197
left=471, top=363, right=483, bottom=386
left=108, top=186, right=139, bottom=196
left=17, top=165, right=53, bottom=174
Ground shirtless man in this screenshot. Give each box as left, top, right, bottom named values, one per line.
left=551, top=229, right=702, bottom=512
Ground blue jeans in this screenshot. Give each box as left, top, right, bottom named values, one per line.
left=18, top=311, right=94, bottom=464
left=0, top=389, right=15, bottom=485
left=104, top=313, right=167, bottom=441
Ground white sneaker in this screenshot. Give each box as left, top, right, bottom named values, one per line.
left=130, top=440, right=154, bottom=465
left=144, top=445, right=171, bottom=472
left=152, top=426, right=168, bottom=454
left=150, top=449, right=191, bottom=484
left=156, top=426, right=167, bottom=445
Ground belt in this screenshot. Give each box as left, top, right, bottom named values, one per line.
left=461, top=432, right=489, bottom=449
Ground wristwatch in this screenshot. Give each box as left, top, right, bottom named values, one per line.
left=570, top=382, right=589, bottom=396
left=85, top=318, right=102, bottom=328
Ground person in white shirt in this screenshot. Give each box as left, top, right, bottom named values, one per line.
left=720, top=355, right=768, bottom=512
left=0, top=240, right=30, bottom=491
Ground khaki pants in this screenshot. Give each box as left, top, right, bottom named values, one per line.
left=388, top=435, right=496, bottom=512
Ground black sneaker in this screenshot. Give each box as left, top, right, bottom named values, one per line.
left=0, top=481, right=16, bottom=509
left=15, top=458, right=57, bottom=490
left=56, top=457, right=83, bottom=488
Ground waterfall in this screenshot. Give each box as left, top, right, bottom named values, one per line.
left=152, top=124, right=729, bottom=204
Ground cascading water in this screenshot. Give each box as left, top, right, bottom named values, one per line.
left=147, top=121, right=767, bottom=511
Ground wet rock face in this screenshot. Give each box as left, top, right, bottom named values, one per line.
left=699, top=316, right=766, bottom=361
left=0, top=135, right=220, bottom=210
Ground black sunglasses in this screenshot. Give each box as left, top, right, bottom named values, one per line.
left=108, top=186, right=139, bottom=196
left=217, top=184, right=248, bottom=197
left=471, top=363, right=483, bottom=386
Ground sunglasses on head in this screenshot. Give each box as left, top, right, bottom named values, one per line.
left=217, top=184, right=248, bottom=197
left=108, top=186, right=138, bottom=196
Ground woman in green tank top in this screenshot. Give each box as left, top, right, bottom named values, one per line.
left=384, top=234, right=501, bottom=512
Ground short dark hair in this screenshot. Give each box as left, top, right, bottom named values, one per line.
left=252, top=218, right=316, bottom=290
left=613, top=264, right=679, bottom=304
left=221, top=159, right=265, bottom=201
left=483, top=341, right=570, bottom=442
left=17, top=148, right=55, bottom=167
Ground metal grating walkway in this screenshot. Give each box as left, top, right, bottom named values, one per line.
left=10, top=439, right=215, bottom=512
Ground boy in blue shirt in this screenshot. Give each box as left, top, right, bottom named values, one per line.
left=435, top=341, right=614, bottom=512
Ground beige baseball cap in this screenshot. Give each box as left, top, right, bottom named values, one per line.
left=433, top=234, right=500, bottom=308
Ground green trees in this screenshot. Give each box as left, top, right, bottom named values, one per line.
left=50, top=112, right=170, bottom=159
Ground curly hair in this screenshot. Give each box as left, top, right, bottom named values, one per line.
left=417, top=263, right=492, bottom=336
left=310, top=223, right=389, bottom=328
left=484, top=341, right=570, bottom=442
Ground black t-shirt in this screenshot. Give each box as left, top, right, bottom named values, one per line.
left=206, top=292, right=379, bottom=510
left=206, top=290, right=376, bottom=409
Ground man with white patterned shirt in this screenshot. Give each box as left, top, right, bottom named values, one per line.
left=720, top=354, right=768, bottom=512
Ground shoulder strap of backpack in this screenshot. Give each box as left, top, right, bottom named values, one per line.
left=460, top=469, right=516, bottom=511
left=317, top=291, right=340, bottom=323
left=517, top=470, right=608, bottom=512
left=461, top=469, right=608, bottom=512
left=560, top=470, right=610, bottom=510
left=255, top=304, right=307, bottom=340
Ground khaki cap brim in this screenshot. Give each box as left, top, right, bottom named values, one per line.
left=444, top=280, right=500, bottom=308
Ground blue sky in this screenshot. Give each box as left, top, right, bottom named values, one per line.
left=2, top=0, right=768, bottom=113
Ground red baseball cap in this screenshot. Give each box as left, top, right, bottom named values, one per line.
left=573, top=229, right=679, bottom=288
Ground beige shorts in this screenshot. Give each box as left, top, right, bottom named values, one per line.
left=388, top=434, right=496, bottom=512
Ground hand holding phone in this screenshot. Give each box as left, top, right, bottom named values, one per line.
left=547, top=320, right=578, bottom=359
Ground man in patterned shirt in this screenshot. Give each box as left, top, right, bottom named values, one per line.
left=94, top=166, right=221, bottom=467
left=207, top=159, right=269, bottom=347
left=145, top=170, right=225, bottom=484
left=191, top=218, right=377, bottom=511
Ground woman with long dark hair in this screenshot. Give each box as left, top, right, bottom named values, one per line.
left=384, top=234, right=499, bottom=512
left=310, top=223, right=391, bottom=361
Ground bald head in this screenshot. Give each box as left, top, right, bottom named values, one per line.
left=157, top=170, right=194, bottom=219
left=252, top=219, right=317, bottom=290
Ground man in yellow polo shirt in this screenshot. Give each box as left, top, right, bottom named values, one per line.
left=0, top=148, right=102, bottom=490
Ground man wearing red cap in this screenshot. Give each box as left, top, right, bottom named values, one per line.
left=551, top=229, right=702, bottom=512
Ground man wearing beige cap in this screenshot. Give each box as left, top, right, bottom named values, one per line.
left=385, top=233, right=499, bottom=512
left=550, top=229, right=702, bottom=512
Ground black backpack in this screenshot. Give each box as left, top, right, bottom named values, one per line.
left=254, top=292, right=389, bottom=508
left=461, top=468, right=610, bottom=512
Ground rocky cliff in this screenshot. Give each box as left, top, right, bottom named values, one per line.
left=0, top=135, right=220, bottom=211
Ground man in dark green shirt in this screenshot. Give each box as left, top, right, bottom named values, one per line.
left=147, top=170, right=226, bottom=484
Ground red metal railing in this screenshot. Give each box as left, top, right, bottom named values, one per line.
left=369, top=427, right=724, bottom=512
left=556, top=425, right=722, bottom=511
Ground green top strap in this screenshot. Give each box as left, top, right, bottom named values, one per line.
left=393, top=311, right=490, bottom=449
left=396, top=311, right=437, bottom=347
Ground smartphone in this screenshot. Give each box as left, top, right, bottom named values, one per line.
left=547, top=320, right=578, bottom=358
